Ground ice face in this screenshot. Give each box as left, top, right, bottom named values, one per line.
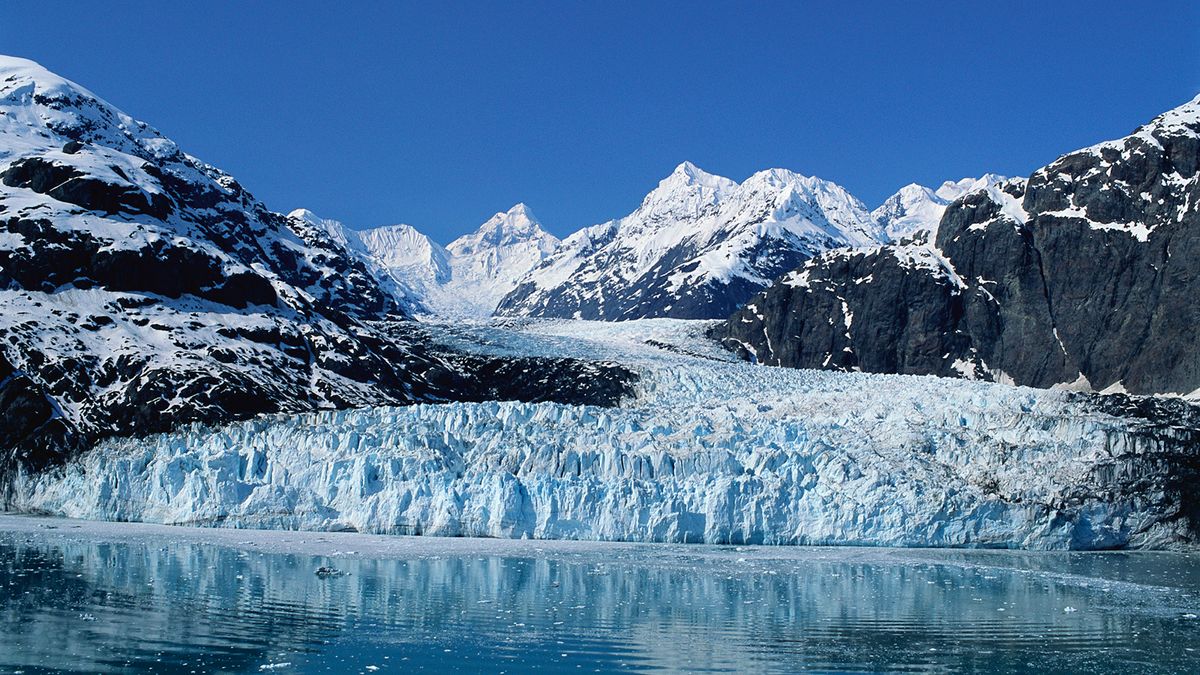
left=10, top=319, right=1196, bottom=550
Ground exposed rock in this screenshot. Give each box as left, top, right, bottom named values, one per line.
left=713, top=96, right=1200, bottom=397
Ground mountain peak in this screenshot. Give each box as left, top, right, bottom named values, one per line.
left=671, top=160, right=703, bottom=178
left=470, top=202, right=553, bottom=244
left=489, top=202, right=541, bottom=227
left=662, top=161, right=735, bottom=190
left=286, top=207, right=322, bottom=224
left=873, top=176, right=1008, bottom=243
left=935, top=174, right=1008, bottom=203
left=448, top=204, right=559, bottom=258
left=741, top=167, right=823, bottom=190
left=1149, top=92, right=1200, bottom=128
left=637, top=162, right=737, bottom=222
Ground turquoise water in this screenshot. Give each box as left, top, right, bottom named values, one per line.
left=2, top=521, right=1199, bottom=673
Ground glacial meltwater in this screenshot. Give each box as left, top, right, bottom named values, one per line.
left=2, top=516, right=1199, bottom=674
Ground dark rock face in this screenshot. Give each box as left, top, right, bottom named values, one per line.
left=713, top=97, right=1200, bottom=396
left=1069, top=392, right=1200, bottom=542
left=715, top=244, right=974, bottom=376
left=0, top=352, right=78, bottom=478
left=444, top=354, right=637, bottom=407
left=1, top=157, right=174, bottom=219
left=499, top=238, right=797, bottom=321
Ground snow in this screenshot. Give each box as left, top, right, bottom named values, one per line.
left=354, top=204, right=560, bottom=317
left=1042, top=201, right=1152, bottom=243
left=871, top=176, right=1008, bottom=243
left=888, top=244, right=967, bottom=289
left=500, top=162, right=881, bottom=318
left=872, top=183, right=947, bottom=242
left=11, top=319, right=1190, bottom=550
left=935, top=174, right=1010, bottom=203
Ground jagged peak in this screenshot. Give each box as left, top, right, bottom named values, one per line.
left=285, top=208, right=366, bottom=254
left=286, top=207, right=323, bottom=223
left=478, top=203, right=551, bottom=237
left=358, top=222, right=449, bottom=275
left=635, top=162, right=738, bottom=221
left=366, top=222, right=430, bottom=237
left=505, top=201, right=536, bottom=219
left=896, top=182, right=938, bottom=197
left=743, top=167, right=811, bottom=185
left=449, top=203, right=559, bottom=255
left=657, top=161, right=738, bottom=192
left=479, top=202, right=543, bottom=233
left=0, top=54, right=186, bottom=167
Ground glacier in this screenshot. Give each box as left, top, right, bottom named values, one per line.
left=9, top=319, right=1197, bottom=550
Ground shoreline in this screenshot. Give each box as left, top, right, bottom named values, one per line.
left=3, top=512, right=1193, bottom=561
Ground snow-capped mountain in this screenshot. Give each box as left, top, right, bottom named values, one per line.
left=353, top=203, right=560, bottom=317
left=0, top=55, right=621, bottom=475
left=358, top=222, right=451, bottom=285
left=872, top=174, right=1007, bottom=242
left=714, top=95, right=1200, bottom=397
left=497, top=161, right=881, bottom=320
left=0, top=55, right=453, bottom=472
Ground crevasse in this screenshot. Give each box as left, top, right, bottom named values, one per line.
left=10, top=320, right=1195, bottom=550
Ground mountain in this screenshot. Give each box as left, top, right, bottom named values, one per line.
left=288, top=209, right=430, bottom=312
left=496, top=161, right=881, bottom=320
left=713, top=95, right=1200, bottom=397
left=871, top=174, right=1007, bottom=242
left=355, top=203, right=559, bottom=317
left=0, top=56, right=627, bottom=477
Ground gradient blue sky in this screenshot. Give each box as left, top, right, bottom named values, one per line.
left=2, top=1, right=1197, bottom=241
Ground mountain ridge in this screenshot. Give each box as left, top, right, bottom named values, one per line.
left=496, top=162, right=898, bottom=320
left=713, top=94, right=1200, bottom=397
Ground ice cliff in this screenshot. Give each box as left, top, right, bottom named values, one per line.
left=11, top=320, right=1198, bottom=550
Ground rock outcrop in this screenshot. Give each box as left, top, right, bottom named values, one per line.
left=714, top=96, right=1200, bottom=397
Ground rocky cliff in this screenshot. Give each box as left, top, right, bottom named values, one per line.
left=714, top=96, right=1200, bottom=397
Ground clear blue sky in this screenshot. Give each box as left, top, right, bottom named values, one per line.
left=2, top=2, right=1197, bottom=242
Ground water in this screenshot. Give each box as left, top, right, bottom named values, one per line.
left=2, top=517, right=1199, bottom=673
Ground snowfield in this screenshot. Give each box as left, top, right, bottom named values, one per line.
left=10, top=319, right=1197, bottom=550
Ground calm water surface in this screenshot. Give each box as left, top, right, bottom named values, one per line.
left=1, top=517, right=1199, bottom=674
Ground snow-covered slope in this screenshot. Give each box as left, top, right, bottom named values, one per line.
left=872, top=174, right=1007, bottom=242
left=357, top=203, right=559, bottom=317
left=12, top=319, right=1198, bottom=550
left=496, top=162, right=881, bottom=320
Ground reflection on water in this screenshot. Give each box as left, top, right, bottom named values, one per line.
left=2, top=527, right=1200, bottom=673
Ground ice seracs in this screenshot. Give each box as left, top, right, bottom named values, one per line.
left=11, top=319, right=1198, bottom=550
